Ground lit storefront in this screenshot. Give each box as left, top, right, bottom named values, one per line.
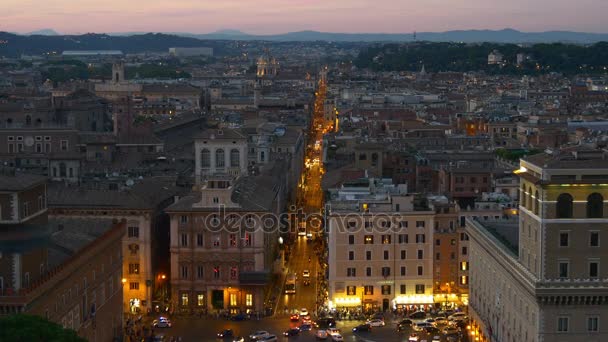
left=392, top=294, right=435, bottom=311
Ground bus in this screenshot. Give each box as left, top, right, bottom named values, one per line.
left=285, top=273, right=297, bottom=294
left=298, top=221, right=307, bottom=236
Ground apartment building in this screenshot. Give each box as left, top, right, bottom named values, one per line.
left=327, top=178, right=435, bottom=312
left=467, top=148, right=608, bottom=342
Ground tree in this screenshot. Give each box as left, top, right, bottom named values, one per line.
left=0, top=314, right=86, bottom=342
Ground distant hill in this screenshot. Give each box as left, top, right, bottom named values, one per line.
left=183, top=28, right=608, bottom=43
left=27, top=29, right=59, bottom=36
left=0, top=32, right=236, bottom=57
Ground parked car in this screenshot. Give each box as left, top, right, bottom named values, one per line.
left=152, top=317, right=172, bottom=328
left=315, top=330, right=328, bottom=339
left=443, top=327, right=460, bottom=336
left=290, top=314, right=300, bottom=321
left=352, top=324, right=371, bottom=332
left=398, top=319, right=413, bottom=326
left=326, top=328, right=340, bottom=335
left=413, top=322, right=432, bottom=331
left=434, top=317, right=448, bottom=326
left=262, top=335, right=277, bottom=342
left=299, top=308, right=309, bottom=317
left=217, top=329, right=234, bottom=338
left=408, top=333, right=419, bottom=342
left=249, top=331, right=270, bottom=340
left=424, top=326, right=440, bottom=334
left=303, top=270, right=310, bottom=278
left=408, top=311, right=426, bottom=319
left=365, top=319, right=385, bottom=327
left=432, top=336, right=441, bottom=342
left=330, top=333, right=343, bottom=341
left=283, top=328, right=300, bottom=337
left=448, top=312, right=467, bottom=321
left=424, top=318, right=436, bottom=324
left=232, top=338, right=245, bottom=342
left=299, top=323, right=312, bottom=331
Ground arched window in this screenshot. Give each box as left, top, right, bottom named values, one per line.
left=215, top=149, right=225, bottom=168
left=230, top=149, right=240, bottom=167
left=534, top=190, right=540, bottom=215
left=521, top=184, right=527, bottom=208
left=527, top=186, right=532, bottom=211
left=201, top=149, right=210, bottom=168
left=371, top=153, right=378, bottom=166
left=556, top=193, right=573, bottom=219
left=587, top=193, right=604, bottom=218
left=115, top=72, right=120, bottom=83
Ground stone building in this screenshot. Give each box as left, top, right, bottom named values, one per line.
left=467, top=148, right=608, bottom=342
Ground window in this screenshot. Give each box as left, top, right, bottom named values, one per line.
left=587, top=193, right=604, bottom=218
left=230, top=149, right=240, bottom=167
left=559, top=232, right=569, bottom=247
left=197, top=294, right=204, bottom=306
left=201, top=149, right=210, bottom=168
left=180, top=233, right=188, bottom=247
left=180, top=215, right=188, bottom=224
left=230, top=267, right=238, bottom=280
left=381, top=267, right=390, bottom=277
left=197, top=266, right=204, bottom=279
left=416, top=234, right=426, bottom=243
left=213, top=266, right=220, bottom=279
left=417, top=250, right=423, bottom=259
left=128, top=226, right=139, bottom=238
left=462, top=247, right=468, bottom=255
left=400, top=284, right=406, bottom=294
left=22, top=202, right=29, bottom=218
left=460, top=276, right=468, bottom=285
left=460, top=233, right=469, bottom=241
left=129, top=282, right=139, bottom=290
left=60, top=140, right=68, bottom=151
left=383, top=250, right=389, bottom=260
left=401, top=250, right=406, bottom=260
left=348, top=251, right=354, bottom=260
left=215, top=149, right=225, bottom=168
left=347, top=268, right=356, bottom=277
left=461, top=261, right=468, bottom=271
left=382, top=235, right=391, bottom=244
left=213, top=234, right=220, bottom=247
left=246, top=294, right=253, bottom=306
left=244, top=233, right=252, bottom=246
left=556, top=193, right=573, bottom=218
left=364, top=235, right=373, bottom=244
left=558, top=261, right=569, bottom=278
left=399, top=220, right=408, bottom=228
left=401, top=266, right=406, bottom=276
left=417, top=266, right=423, bottom=276
left=415, top=284, right=425, bottom=294
left=346, top=286, right=356, bottom=296
left=181, top=293, right=189, bottom=306
left=364, top=286, right=374, bottom=295
left=229, top=234, right=237, bottom=247
left=557, top=317, right=569, bottom=332
left=587, top=317, right=599, bottom=332
left=381, top=285, right=391, bottom=295
left=590, top=232, right=600, bottom=247
left=398, top=234, right=408, bottom=244
left=416, top=221, right=425, bottom=228
left=348, top=235, right=354, bottom=244
left=435, top=239, right=440, bottom=246
left=366, top=267, right=372, bottom=276
left=197, top=233, right=203, bottom=246
left=435, top=253, right=440, bottom=261
left=181, top=266, right=189, bottom=279
left=128, top=264, right=139, bottom=274
left=589, top=261, right=599, bottom=278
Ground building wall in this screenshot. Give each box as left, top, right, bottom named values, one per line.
left=194, top=139, right=248, bottom=182
left=328, top=212, right=435, bottom=311
left=169, top=211, right=270, bottom=313
left=467, top=219, right=540, bottom=342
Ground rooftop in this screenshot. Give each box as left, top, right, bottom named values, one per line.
left=0, top=173, right=47, bottom=192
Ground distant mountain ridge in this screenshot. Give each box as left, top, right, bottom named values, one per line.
left=14, top=28, right=608, bottom=43
left=114, top=28, right=608, bottom=43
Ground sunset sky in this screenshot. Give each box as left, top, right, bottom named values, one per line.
left=3, top=0, right=608, bottom=34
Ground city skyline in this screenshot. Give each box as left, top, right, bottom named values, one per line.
left=4, top=0, right=608, bottom=35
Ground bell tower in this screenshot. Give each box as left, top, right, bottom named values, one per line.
left=112, top=61, right=125, bottom=84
